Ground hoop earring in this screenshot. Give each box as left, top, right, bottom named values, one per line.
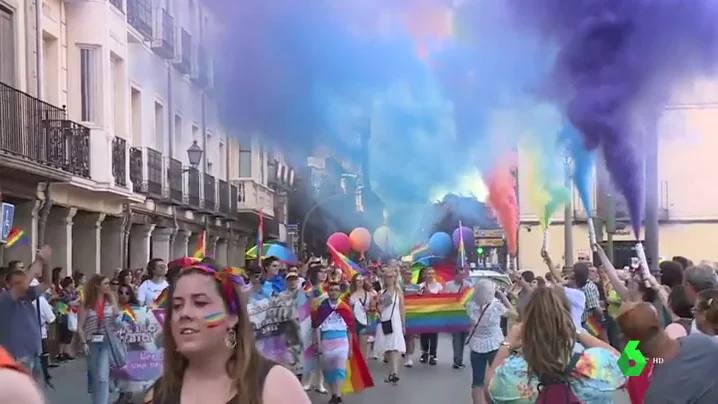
left=224, top=329, right=237, bottom=349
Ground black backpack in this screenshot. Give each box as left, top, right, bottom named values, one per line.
left=536, top=353, right=582, bottom=404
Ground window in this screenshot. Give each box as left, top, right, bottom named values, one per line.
left=174, top=114, right=182, bottom=155
left=0, top=6, right=15, bottom=86
left=130, top=87, right=142, bottom=144
left=191, top=123, right=199, bottom=141
left=154, top=101, right=164, bottom=152
left=79, top=46, right=98, bottom=122
left=239, top=144, right=251, bottom=178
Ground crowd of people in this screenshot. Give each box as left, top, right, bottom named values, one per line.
left=2, top=245, right=718, bottom=404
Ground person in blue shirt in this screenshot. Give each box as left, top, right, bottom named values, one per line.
left=264, top=257, right=286, bottom=294
left=247, top=266, right=272, bottom=302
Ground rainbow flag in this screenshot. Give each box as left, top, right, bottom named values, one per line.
left=4, top=228, right=26, bottom=247
left=153, top=288, right=168, bottom=309
left=410, top=262, right=454, bottom=284
left=457, top=221, right=466, bottom=267
left=404, top=289, right=473, bottom=334
left=56, top=302, right=69, bottom=315
left=256, top=211, right=264, bottom=266
left=327, top=243, right=365, bottom=278
left=121, top=304, right=137, bottom=324
left=192, top=231, right=206, bottom=259
left=584, top=316, right=604, bottom=338
left=342, top=339, right=374, bottom=395
left=401, top=243, right=431, bottom=262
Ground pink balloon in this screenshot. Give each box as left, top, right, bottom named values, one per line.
left=327, top=232, right=351, bottom=254
left=349, top=227, right=372, bottom=253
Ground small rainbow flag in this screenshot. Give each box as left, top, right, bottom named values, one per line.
left=401, top=243, right=431, bottom=263
left=404, top=289, right=473, bottom=334
left=121, top=304, right=137, bottom=324
left=192, top=231, right=206, bottom=259
left=4, top=228, right=26, bottom=247
left=56, top=302, right=69, bottom=315
left=457, top=221, right=466, bottom=267
left=584, top=315, right=604, bottom=338
left=327, top=243, right=365, bottom=278
left=153, top=288, right=168, bottom=309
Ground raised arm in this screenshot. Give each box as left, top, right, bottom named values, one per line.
left=594, top=244, right=632, bottom=302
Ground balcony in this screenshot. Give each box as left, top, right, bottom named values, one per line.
left=0, top=82, right=92, bottom=179
left=218, top=179, right=230, bottom=215
left=146, top=147, right=163, bottom=196
left=190, top=43, right=209, bottom=87
left=233, top=178, right=275, bottom=217
left=111, top=137, right=127, bottom=187
left=173, top=27, right=192, bottom=74
left=185, top=167, right=200, bottom=208
left=127, top=0, right=152, bottom=40
left=129, top=147, right=143, bottom=192
left=151, top=7, right=174, bottom=59
left=230, top=183, right=238, bottom=218
left=203, top=173, right=216, bottom=212
left=167, top=157, right=183, bottom=203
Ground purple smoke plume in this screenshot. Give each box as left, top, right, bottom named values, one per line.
left=506, top=0, right=718, bottom=236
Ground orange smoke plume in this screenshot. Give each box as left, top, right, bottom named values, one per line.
left=485, top=157, right=519, bottom=256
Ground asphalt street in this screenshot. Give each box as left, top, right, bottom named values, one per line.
left=43, top=335, right=630, bottom=403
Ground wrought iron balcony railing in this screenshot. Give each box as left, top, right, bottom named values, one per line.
left=185, top=167, right=200, bottom=208
left=218, top=179, right=229, bottom=215
left=151, top=7, right=174, bottom=59
left=145, top=147, right=163, bottom=196
left=203, top=173, right=216, bottom=211
left=167, top=157, right=183, bottom=202
left=230, top=183, right=238, bottom=218
left=111, top=137, right=127, bottom=186
left=45, top=120, right=91, bottom=178
left=129, top=147, right=143, bottom=192
left=173, top=27, right=192, bottom=74
left=127, top=0, right=152, bottom=40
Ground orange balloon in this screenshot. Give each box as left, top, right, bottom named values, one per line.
left=349, top=227, right=372, bottom=253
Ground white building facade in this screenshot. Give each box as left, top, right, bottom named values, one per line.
left=0, top=0, right=289, bottom=275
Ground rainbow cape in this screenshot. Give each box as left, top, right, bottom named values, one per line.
left=312, top=299, right=373, bottom=394
left=4, top=228, right=26, bottom=247
left=121, top=304, right=137, bottom=324
left=327, top=243, right=365, bottom=278
left=192, top=231, right=206, bottom=259
left=404, top=289, right=473, bottom=334
left=153, top=288, right=168, bottom=309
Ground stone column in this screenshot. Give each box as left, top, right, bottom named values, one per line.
left=173, top=230, right=191, bottom=258
left=129, top=224, right=155, bottom=270
left=207, top=234, right=218, bottom=259
left=215, top=238, right=229, bottom=267
left=3, top=200, right=41, bottom=265
left=72, top=212, right=106, bottom=275
left=227, top=238, right=239, bottom=267
left=101, top=217, right=124, bottom=273
left=45, top=207, right=77, bottom=274
left=236, top=236, right=248, bottom=267
left=151, top=227, right=173, bottom=262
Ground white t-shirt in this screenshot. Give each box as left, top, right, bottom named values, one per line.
left=137, top=279, right=168, bottom=306
left=35, top=295, right=56, bottom=339
left=419, top=282, right=443, bottom=294
left=564, top=287, right=586, bottom=331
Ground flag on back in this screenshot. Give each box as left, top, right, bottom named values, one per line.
left=192, top=231, right=206, bottom=259
left=256, top=211, right=264, bottom=266
left=327, top=243, right=365, bottom=278
left=457, top=221, right=466, bottom=267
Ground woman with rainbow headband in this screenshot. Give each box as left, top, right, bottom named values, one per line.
left=144, top=261, right=309, bottom=404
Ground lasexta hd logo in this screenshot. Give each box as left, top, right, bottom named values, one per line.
left=617, top=340, right=649, bottom=376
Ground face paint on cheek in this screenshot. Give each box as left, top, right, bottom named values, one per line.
left=204, top=312, right=227, bottom=328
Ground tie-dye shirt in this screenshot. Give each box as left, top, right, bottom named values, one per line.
left=488, top=347, right=626, bottom=404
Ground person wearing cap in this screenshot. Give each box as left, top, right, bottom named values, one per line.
left=286, top=271, right=301, bottom=292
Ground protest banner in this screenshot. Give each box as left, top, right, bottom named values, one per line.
left=110, top=306, right=164, bottom=391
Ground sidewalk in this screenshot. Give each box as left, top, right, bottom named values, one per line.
left=42, top=358, right=119, bottom=404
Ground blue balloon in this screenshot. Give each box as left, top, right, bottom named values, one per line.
left=428, top=232, right=453, bottom=256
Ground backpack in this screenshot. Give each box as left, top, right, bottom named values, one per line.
left=536, top=353, right=582, bottom=404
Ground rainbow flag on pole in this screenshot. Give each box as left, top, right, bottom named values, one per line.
left=4, top=228, right=26, bottom=247
left=192, top=231, right=206, bottom=259
left=404, top=289, right=473, bottom=334
left=327, top=243, right=365, bottom=278
left=457, top=220, right=466, bottom=267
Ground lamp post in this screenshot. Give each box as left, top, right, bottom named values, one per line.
left=187, top=140, right=204, bottom=168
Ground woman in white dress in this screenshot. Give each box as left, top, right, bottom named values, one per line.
left=373, top=266, right=406, bottom=385
left=349, top=273, right=377, bottom=358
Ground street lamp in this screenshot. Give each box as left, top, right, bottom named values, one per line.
left=187, top=141, right=204, bottom=168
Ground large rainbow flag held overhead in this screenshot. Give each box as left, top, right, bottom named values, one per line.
left=327, top=243, right=365, bottom=278
left=404, top=289, right=473, bottom=334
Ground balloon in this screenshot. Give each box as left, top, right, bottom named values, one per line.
left=452, top=226, right=474, bottom=248
left=327, top=232, right=350, bottom=254
left=428, top=232, right=453, bottom=256
left=349, top=227, right=372, bottom=253
left=373, top=226, right=393, bottom=251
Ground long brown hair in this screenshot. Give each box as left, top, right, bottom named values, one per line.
left=521, top=286, right=575, bottom=379
left=155, top=267, right=264, bottom=404
left=349, top=273, right=372, bottom=293
left=83, top=274, right=107, bottom=309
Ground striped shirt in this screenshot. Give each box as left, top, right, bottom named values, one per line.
left=83, top=302, right=118, bottom=341
left=581, top=281, right=601, bottom=322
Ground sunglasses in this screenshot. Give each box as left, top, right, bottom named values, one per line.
left=118, top=290, right=131, bottom=295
